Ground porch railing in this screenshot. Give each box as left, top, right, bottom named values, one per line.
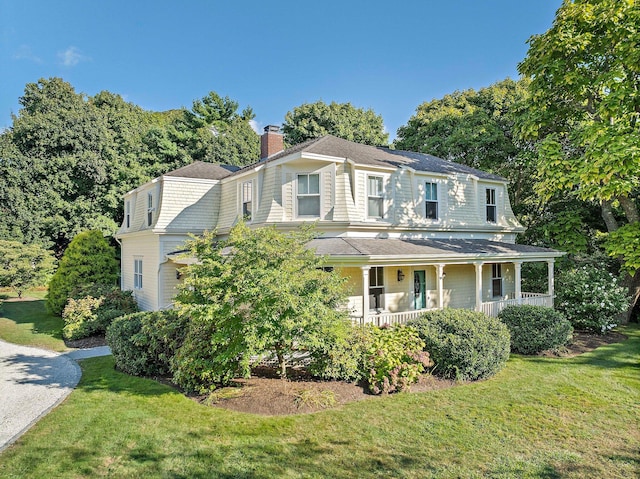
left=481, top=293, right=553, bottom=317
left=350, top=293, right=554, bottom=325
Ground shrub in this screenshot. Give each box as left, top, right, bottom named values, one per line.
left=364, top=325, right=432, bottom=394
left=409, top=309, right=510, bottom=381
left=556, top=265, right=628, bottom=333
left=62, top=286, right=138, bottom=340
left=308, top=325, right=373, bottom=382
left=107, top=310, right=189, bottom=377
left=47, top=231, right=119, bottom=316
left=498, top=305, right=573, bottom=354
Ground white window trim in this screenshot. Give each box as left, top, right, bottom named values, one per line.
left=369, top=266, right=385, bottom=310
left=147, top=192, right=154, bottom=227
left=125, top=200, right=131, bottom=228
left=134, top=258, right=143, bottom=290
left=296, top=173, right=321, bottom=218
left=367, top=175, right=385, bottom=219
left=491, top=263, right=502, bottom=298
left=425, top=181, right=439, bottom=221
left=241, top=180, right=254, bottom=221
left=486, top=188, right=497, bottom=223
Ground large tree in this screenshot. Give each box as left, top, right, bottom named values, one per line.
left=0, top=240, right=56, bottom=298
left=395, top=79, right=602, bottom=253
left=282, top=100, right=388, bottom=146
left=518, top=0, right=640, bottom=316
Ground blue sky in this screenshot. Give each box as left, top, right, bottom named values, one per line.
left=0, top=1, right=561, bottom=140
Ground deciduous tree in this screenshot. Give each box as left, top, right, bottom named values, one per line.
left=0, top=240, right=56, bottom=298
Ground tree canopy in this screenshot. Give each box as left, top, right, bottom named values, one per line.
left=282, top=100, right=388, bottom=146
left=0, top=240, right=56, bottom=298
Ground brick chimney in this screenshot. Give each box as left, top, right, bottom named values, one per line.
left=260, top=125, right=284, bottom=160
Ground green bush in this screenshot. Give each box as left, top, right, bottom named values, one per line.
left=107, top=310, right=189, bottom=377
left=498, top=305, right=573, bottom=354
left=62, top=286, right=138, bottom=340
left=308, top=325, right=372, bottom=382
left=556, top=265, right=628, bottom=333
left=409, top=309, right=510, bottom=381
left=47, top=231, right=119, bottom=316
left=364, top=325, right=432, bottom=394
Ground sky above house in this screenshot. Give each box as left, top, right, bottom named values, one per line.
left=0, top=1, right=561, bottom=141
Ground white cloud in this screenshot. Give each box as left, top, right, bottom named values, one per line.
left=58, top=46, right=89, bottom=66
left=13, top=45, right=42, bottom=63
left=249, top=119, right=262, bottom=134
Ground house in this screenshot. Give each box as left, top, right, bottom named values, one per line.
left=116, top=126, right=563, bottom=323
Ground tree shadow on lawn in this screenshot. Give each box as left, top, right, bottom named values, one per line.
left=0, top=299, right=64, bottom=340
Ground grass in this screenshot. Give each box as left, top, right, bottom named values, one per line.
left=0, top=291, right=67, bottom=352
left=0, top=299, right=638, bottom=478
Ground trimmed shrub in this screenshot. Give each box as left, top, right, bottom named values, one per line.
left=409, top=309, right=510, bottom=381
left=47, top=231, right=119, bottom=316
left=62, top=286, right=138, bottom=340
left=498, top=305, right=573, bottom=354
left=107, top=310, right=189, bottom=377
left=308, top=325, right=373, bottom=382
left=364, top=325, right=432, bottom=394
left=556, top=265, right=628, bottom=333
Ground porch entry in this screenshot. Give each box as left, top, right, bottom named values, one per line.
left=413, top=270, right=426, bottom=310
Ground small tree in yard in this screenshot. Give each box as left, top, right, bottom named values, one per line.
left=0, top=240, right=56, bottom=298
left=46, top=231, right=119, bottom=316
left=174, top=222, right=350, bottom=390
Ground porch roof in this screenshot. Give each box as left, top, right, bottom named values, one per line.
left=308, top=237, right=563, bottom=265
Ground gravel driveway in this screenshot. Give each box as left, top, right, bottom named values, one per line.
left=0, top=340, right=110, bottom=452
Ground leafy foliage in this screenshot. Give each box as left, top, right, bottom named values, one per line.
left=282, top=100, right=388, bottom=146
left=498, top=305, right=573, bottom=355
left=308, top=324, right=372, bottom=382
left=364, top=325, right=432, bottom=394
left=410, top=309, right=510, bottom=381
left=173, top=222, right=350, bottom=392
left=106, top=310, right=188, bottom=377
left=46, top=231, right=119, bottom=316
left=0, top=240, right=55, bottom=297
left=62, top=286, right=138, bottom=340
left=556, top=264, right=628, bottom=333
left=517, top=0, right=640, bottom=278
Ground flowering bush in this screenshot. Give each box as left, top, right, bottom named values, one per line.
left=364, top=325, right=432, bottom=394
left=555, top=265, right=628, bottom=333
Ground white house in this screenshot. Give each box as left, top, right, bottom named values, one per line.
left=116, top=126, right=563, bottom=323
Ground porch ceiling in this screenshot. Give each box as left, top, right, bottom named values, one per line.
left=308, top=237, right=564, bottom=265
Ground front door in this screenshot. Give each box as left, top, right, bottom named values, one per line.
left=414, top=270, right=426, bottom=310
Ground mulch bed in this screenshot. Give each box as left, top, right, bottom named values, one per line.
left=64, top=334, right=108, bottom=349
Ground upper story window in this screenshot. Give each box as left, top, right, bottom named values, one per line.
left=367, top=176, right=384, bottom=218
left=425, top=182, right=438, bottom=220
left=242, top=181, right=253, bottom=221
left=486, top=188, right=496, bottom=223
left=491, top=263, right=502, bottom=298
left=369, top=266, right=385, bottom=310
left=134, top=259, right=143, bottom=289
left=297, top=173, right=320, bottom=217
left=147, top=192, right=154, bottom=227
left=125, top=201, right=131, bottom=228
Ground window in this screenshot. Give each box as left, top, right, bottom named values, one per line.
left=125, top=201, right=131, bottom=228
left=369, top=266, right=385, bottom=310
left=491, top=263, right=502, bottom=298
left=297, top=174, right=320, bottom=217
left=134, top=259, right=143, bottom=289
left=425, top=182, right=438, bottom=220
left=367, top=176, right=384, bottom=218
left=147, top=193, right=154, bottom=226
left=242, top=181, right=253, bottom=220
left=486, top=188, right=496, bottom=223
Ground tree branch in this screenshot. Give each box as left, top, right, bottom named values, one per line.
left=601, top=199, right=619, bottom=232
left=619, top=196, right=640, bottom=224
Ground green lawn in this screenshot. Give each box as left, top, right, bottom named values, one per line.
left=0, top=293, right=67, bottom=352
left=0, top=299, right=638, bottom=478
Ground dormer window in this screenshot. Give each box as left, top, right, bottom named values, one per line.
left=126, top=201, right=131, bottom=228
left=486, top=188, right=496, bottom=223
left=147, top=192, right=154, bottom=226
left=242, top=181, right=253, bottom=221
left=425, top=182, right=438, bottom=220
left=367, top=176, right=384, bottom=218
left=297, top=174, right=320, bottom=217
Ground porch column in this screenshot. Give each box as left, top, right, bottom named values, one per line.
left=547, top=260, right=555, bottom=306
left=474, top=261, right=483, bottom=312
left=514, top=261, right=522, bottom=305
left=436, top=264, right=445, bottom=309
left=361, top=266, right=370, bottom=324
